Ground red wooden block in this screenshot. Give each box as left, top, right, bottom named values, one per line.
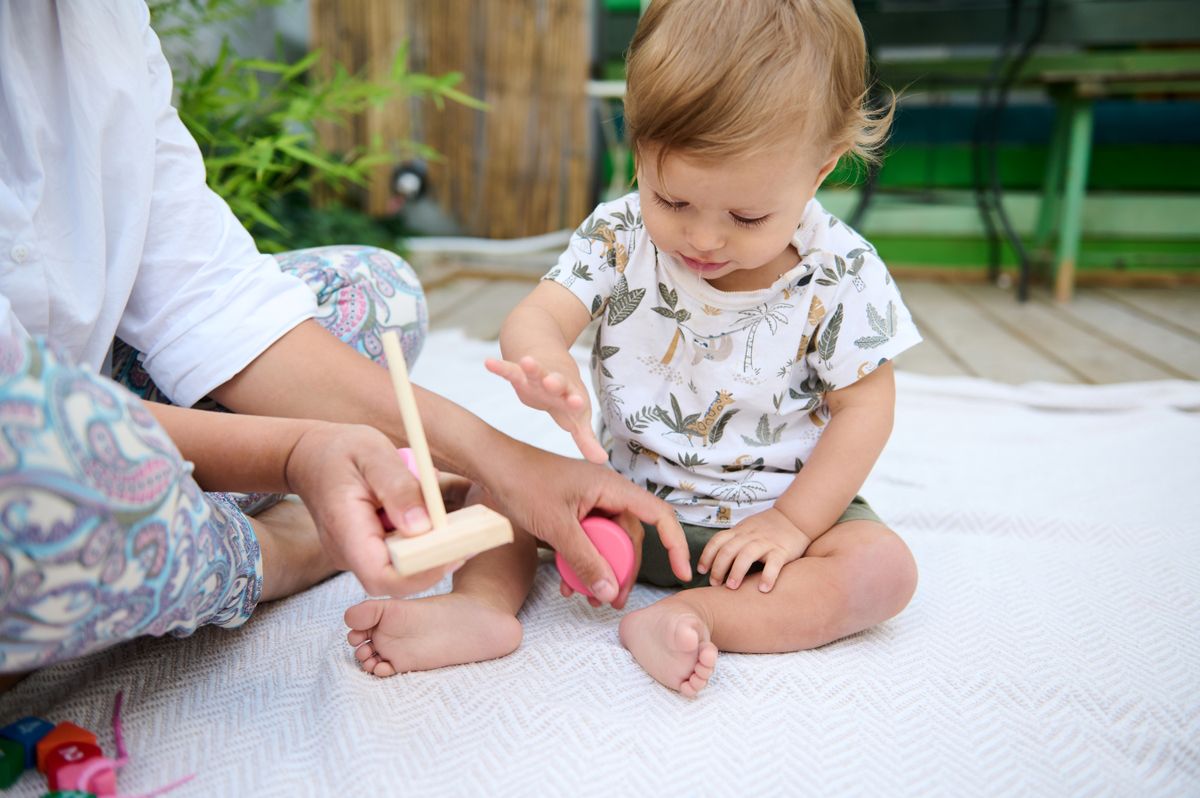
left=35, top=723, right=97, bottom=773
left=44, top=741, right=102, bottom=789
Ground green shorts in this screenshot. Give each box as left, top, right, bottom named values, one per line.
left=637, top=495, right=882, bottom=589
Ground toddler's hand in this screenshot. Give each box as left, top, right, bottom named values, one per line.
left=485, top=355, right=607, bottom=464
left=285, top=422, right=458, bottom=596
left=697, top=507, right=811, bottom=593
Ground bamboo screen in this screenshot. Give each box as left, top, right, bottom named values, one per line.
left=311, top=0, right=591, bottom=239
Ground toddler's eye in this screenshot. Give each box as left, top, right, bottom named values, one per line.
left=653, top=193, right=687, bottom=211
left=731, top=213, right=769, bottom=228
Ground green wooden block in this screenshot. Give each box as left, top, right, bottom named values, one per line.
left=0, top=736, right=24, bottom=788
left=41, top=792, right=97, bottom=798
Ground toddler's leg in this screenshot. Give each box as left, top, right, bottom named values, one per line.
left=620, top=520, right=917, bottom=695
left=345, top=520, right=539, bottom=677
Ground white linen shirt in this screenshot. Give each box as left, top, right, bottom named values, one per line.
left=0, top=1, right=317, bottom=406
left=547, top=192, right=923, bottom=527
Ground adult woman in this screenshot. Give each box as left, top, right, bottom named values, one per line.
left=0, top=2, right=689, bottom=676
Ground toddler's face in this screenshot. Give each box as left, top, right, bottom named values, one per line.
left=637, top=142, right=839, bottom=292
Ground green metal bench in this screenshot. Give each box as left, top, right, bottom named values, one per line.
left=858, top=0, right=1200, bottom=300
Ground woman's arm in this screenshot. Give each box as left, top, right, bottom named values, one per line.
left=207, top=318, right=691, bottom=607
left=147, top=402, right=453, bottom=596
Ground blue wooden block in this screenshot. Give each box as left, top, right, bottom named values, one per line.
left=0, top=716, right=54, bottom=768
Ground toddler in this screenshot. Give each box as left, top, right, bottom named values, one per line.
left=347, top=0, right=921, bottom=695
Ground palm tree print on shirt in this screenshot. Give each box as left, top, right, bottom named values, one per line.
left=734, top=300, right=793, bottom=373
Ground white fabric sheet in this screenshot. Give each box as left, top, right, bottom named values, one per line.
left=3, top=330, right=1198, bottom=797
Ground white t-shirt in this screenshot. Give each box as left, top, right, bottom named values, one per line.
left=0, top=2, right=316, bottom=406
left=547, top=192, right=923, bottom=527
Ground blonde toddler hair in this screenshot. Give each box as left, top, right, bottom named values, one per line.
left=624, top=0, right=893, bottom=171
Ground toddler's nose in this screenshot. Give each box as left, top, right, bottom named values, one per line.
left=686, top=227, right=724, bottom=255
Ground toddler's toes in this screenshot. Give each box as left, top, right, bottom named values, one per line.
left=344, top=599, right=385, bottom=633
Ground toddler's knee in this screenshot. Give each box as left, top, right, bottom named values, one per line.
left=873, top=531, right=918, bottom=617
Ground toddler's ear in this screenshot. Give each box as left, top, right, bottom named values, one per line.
left=813, top=149, right=846, bottom=192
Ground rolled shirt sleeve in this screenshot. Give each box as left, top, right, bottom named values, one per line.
left=115, top=6, right=316, bottom=407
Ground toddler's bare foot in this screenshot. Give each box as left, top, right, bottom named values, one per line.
left=344, top=593, right=522, bottom=676
left=253, top=496, right=337, bottom=602
left=619, top=603, right=718, bottom=697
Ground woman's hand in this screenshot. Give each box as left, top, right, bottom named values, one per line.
left=480, top=446, right=689, bottom=609
left=697, top=507, right=812, bottom=592
left=558, top=510, right=645, bottom=609
left=484, top=355, right=607, bottom=464
left=284, top=422, right=457, bottom=596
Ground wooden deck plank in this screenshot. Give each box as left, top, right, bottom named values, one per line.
left=425, top=274, right=1200, bottom=384
left=956, top=284, right=1178, bottom=383
left=1093, top=287, right=1200, bottom=340
left=892, top=322, right=973, bottom=377
left=1040, top=290, right=1200, bottom=380
left=427, top=277, right=492, bottom=325
left=897, top=280, right=1082, bottom=383
left=440, top=279, right=537, bottom=341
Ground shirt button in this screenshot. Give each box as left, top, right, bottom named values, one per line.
left=11, top=244, right=30, bottom=264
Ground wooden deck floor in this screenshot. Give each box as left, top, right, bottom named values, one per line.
left=422, top=271, right=1200, bottom=385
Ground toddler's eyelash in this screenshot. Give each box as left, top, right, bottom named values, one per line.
left=653, top=193, right=769, bottom=229
left=653, top=193, right=685, bottom=211
left=731, top=213, right=769, bottom=229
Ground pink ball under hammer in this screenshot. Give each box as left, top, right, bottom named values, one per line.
left=555, top=516, right=636, bottom=598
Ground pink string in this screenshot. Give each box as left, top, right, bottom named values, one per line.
left=84, top=691, right=195, bottom=798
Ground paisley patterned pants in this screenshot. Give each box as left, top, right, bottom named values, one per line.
left=0, top=246, right=426, bottom=672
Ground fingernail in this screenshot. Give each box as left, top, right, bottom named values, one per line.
left=591, top=579, right=615, bottom=601
left=759, top=583, right=771, bottom=592
left=710, top=578, right=721, bottom=587
left=447, top=559, right=468, bottom=574
left=403, top=507, right=431, bottom=533
left=727, top=580, right=738, bottom=589
left=697, top=565, right=707, bottom=574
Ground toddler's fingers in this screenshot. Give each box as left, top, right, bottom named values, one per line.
left=484, top=358, right=527, bottom=387
left=707, top=537, right=745, bottom=587
left=573, top=426, right=609, bottom=465
left=697, top=529, right=735, bottom=575
left=518, top=356, right=547, bottom=381
left=541, top=371, right=568, bottom=396
left=758, top=552, right=787, bottom=592
left=725, top=542, right=772, bottom=590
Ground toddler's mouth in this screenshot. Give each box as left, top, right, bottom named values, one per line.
left=681, top=254, right=728, bottom=273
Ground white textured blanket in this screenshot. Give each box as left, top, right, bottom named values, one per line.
left=3, top=331, right=1199, bottom=797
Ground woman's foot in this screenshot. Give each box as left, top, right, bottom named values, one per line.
left=252, top=497, right=338, bottom=602
left=619, top=603, right=718, bottom=697
left=344, top=592, right=523, bottom=676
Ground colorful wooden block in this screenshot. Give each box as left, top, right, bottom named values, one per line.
left=0, top=736, right=24, bottom=788
left=44, top=742, right=103, bottom=790
left=35, top=723, right=96, bottom=773
left=49, top=758, right=117, bottom=796
left=41, top=791, right=98, bottom=797
left=0, top=716, right=54, bottom=768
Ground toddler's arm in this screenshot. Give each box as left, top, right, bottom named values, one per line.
left=698, top=362, right=897, bottom=591
left=486, top=280, right=606, bottom=463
